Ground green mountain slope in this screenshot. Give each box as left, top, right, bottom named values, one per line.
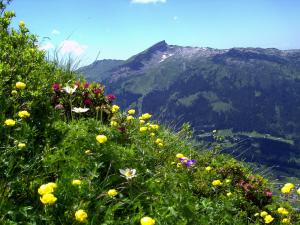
left=79, top=41, right=300, bottom=179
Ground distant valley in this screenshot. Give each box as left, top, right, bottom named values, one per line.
left=79, top=41, right=300, bottom=180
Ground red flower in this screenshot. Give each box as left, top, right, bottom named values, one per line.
left=84, top=98, right=92, bottom=106
left=93, top=88, right=102, bottom=95
left=83, top=82, right=89, bottom=89
left=107, top=94, right=116, bottom=102
left=52, top=83, right=60, bottom=91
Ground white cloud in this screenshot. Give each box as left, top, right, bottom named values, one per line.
left=173, top=16, right=178, bottom=20
left=131, top=0, right=166, bottom=4
left=52, top=29, right=60, bottom=35
left=39, top=42, right=54, bottom=51
left=59, top=40, right=87, bottom=56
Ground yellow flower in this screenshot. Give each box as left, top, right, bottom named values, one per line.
left=277, top=207, right=288, bottom=215
left=140, top=126, right=148, bottom=132
left=16, top=81, right=26, bottom=89
left=38, top=182, right=57, bottom=195
left=111, top=105, right=120, bottom=113
left=127, top=115, right=134, bottom=121
left=47, top=182, right=57, bottom=189
left=4, top=119, right=16, bottom=126
left=140, top=113, right=152, bottom=120
left=110, top=121, right=118, bottom=127
left=18, top=143, right=26, bottom=148
left=176, top=153, right=184, bottom=158
left=260, top=211, right=268, bottom=217
left=72, top=179, right=82, bottom=185
left=282, top=218, right=290, bottom=224
left=38, top=184, right=54, bottom=195
left=297, top=188, right=300, bottom=195
left=158, top=143, right=164, bottom=148
left=75, top=209, right=88, bottom=222
left=149, top=124, right=159, bottom=130
left=212, top=180, right=222, bottom=186
left=139, top=119, right=145, bottom=124
left=281, top=186, right=292, bottom=194
left=150, top=132, right=155, bottom=137
left=107, top=189, right=118, bottom=197
left=155, top=138, right=163, bottom=144
left=205, top=166, right=212, bottom=171
left=96, top=135, right=107, bottom=144
left=226, top=192, right=232, bottom=197
left=85, top=149, right=92, bottom=154
left=40, top=193, right=57, bottom=205
left=18, top=110, right=30, bottom=118
left=19, top=20, right=25, bottom=27
left=128, top=109, right=135, bottom=115
left=264, top=215, right=274, bottom=224
left=284, top=183, right=294, bottom=189
left=140, top=216, right=155, bottom=225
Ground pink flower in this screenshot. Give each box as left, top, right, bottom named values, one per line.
left=55, top=104, right=64, bottom=110
left=107, top=94, right=116, bottom=102
left=264, top=190, right=272, bottom=198
left=52, top=83, right=60, bottom=91
left=84, top=98, right=92, bottom=106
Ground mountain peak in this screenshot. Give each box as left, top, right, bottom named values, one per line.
left=146, top=40, right=168, bottom=53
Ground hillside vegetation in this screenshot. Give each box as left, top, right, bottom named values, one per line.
left=1, top=2, right=300, bottom=224
left=79, top=40, right=300, bottom=180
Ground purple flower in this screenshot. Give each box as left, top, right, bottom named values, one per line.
left=186, top=159, right=196, bottom=167
left=178, top=157, right=188, bottom=162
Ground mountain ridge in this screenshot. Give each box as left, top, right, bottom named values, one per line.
left=79, top=41, right=300, bottom=179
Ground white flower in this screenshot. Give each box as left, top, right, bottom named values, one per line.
left=119, top=168, right=137, bottom=180
left=72, top=107, right=89, bottom=113
left=62, top=85, right=77, bottom=94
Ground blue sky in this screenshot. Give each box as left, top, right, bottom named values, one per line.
left=8, top=0, right=300, bottom=66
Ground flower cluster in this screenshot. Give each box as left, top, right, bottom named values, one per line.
left=176, top=153, right=196, bottom=168
left=38, top=182, right=58, bottom=205
left=51, top=80, right=115, bottom=121
left=256, top=211, right=274, bottom=224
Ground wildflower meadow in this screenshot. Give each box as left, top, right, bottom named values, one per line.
left=0, top=1, right=300, bottom=224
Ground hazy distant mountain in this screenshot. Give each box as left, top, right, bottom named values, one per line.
left=78, top=59, right=124, bottom=81
left=79, top=41, right=300, bottom=179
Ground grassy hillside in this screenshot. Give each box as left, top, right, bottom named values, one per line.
left=79, top=41, right=300, bottom=181
left=1, top=2, right=300, bottom=224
